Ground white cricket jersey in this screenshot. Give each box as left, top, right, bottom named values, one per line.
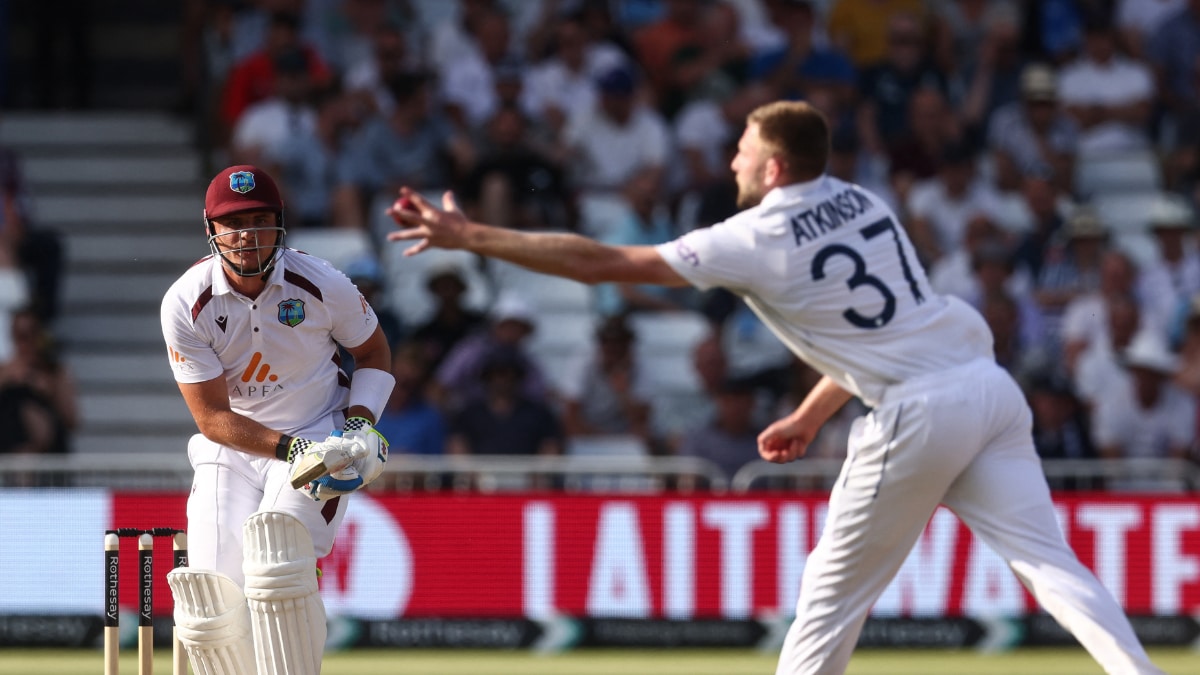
left=161, top=248, right=379, bottom=437
left=657, top=175, right=994, bottom=407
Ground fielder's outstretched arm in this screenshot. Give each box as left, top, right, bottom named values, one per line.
left=386, top=189, right=691, bottom=287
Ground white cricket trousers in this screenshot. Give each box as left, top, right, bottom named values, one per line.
left=184, top=433, right=349, bottom=587
left=776, top=359, right=1162, bottom=675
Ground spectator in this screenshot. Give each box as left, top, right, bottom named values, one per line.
left=827, top=0, right=933, bottom=69
left=677, top=376, right=761, bottom=480
left=1058, top=12, right=1156, bottom=155
left=630, top=0, right=714, bottom=115
left=561, top=314, right=654, bottom=445
left=673, top=82, right=777, bottom=194
left=374, top=342, right=447, bottom=456
left=856, top=13, right=950, bottom=159
left=929, top=214, right=1015, bottom=301
left=969, top=236, right=1045, bottom=346
left=1072, top=292, right=1144, bottom=407
left=219, top=11, right=331, bottom=139
left=593, top=171, right=690, bottom=316
left=1117, top=0, right=1185, bottom=59
left=1010, top=165, right=1071, bottom=283
left=825, top=125, right=895, bottom=209
left=432, top=292, right=548, bottom=412
left=1091, top=330, right=1195, bottom=468
left=410, top=264, right=486, bottom=372
left=0, top=137, right=39, bottom=325
left=0, top=307, right=77, bottom=454
left=438, top=6, right=516, bottom=131
left=905, top=141, right=1006, bottom=265
left=1138, top=193, right=1200, bottom=337
left=1144, top=0, right=1200, bottom=131
left=446, top=346, right=564, bottom=456
left=332, top=72, right=470, bottom=229
left=950, top=0, right=1026, bottom=137
left=751, top=0, right=856, bottom=105
left=266, top=88, right=355, bottom=228
left=308, top=0, right=401, bottom=79
left=343, top=22, right=419, bottom=116
left=520, top=10, right=630, bottom=136
left=980, top=288, right=1049, bottom=386
left=565, top=62, right=671, bottom=239
left=1172, top=291, right=1200, bottom=395
left=1028, top=372, right=1096, bottom=462
left=883, top=85, right=962, bottom=189
left=1060, top=247, right=1141, bottom=369
left=655, top=327, right=728, bottom=450
left=458, top=104, right=573, bottom=232
left=986, top=63, right=1079, bottom=197
left=1035, top=205, right=1107, bottom=311
left=229, top=47, right=318, bottom=166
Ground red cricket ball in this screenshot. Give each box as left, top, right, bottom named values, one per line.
left=393, top=196, right=418, bottom=213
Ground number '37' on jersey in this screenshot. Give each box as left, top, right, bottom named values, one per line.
left=656, top=175, right=995, bottom=407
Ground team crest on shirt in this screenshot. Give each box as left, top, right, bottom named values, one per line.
left=278, top=298, right=305, bottom=327
left=229, top=171, right=256, bottom=194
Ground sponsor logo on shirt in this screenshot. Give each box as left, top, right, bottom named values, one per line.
left=232, top=351, right=284, bottom=398
left=167, top=345, right=195, bottom=373
left=215, top=315, right=228, bottom=332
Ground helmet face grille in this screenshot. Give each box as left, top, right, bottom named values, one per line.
left=207, top=225, right=286, bottom=277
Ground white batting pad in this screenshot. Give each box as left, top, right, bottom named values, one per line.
left=166, top=568, right=256, bottom=675
left=242, top=510, right=326, bottom=675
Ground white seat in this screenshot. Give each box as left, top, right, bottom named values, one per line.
left=1074, top=151, right=1162, bottom=198
left=635, top=349, right=703, bottom=395
left=490, top=260, right=593, bottom=312
left=286, top=228, right=373, bottom=273
left=381, top=245, right=493, bottom=325
left=527, top=309, right=597, bottom=354
left=627, top=310, right=712, bottom=353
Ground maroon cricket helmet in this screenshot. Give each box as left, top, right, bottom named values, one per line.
left=204, top=165, right=284, bottom=220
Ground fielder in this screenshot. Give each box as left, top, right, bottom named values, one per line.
left=387, top=102, right=1163, bottom=675
left=160, top=165, right=394, bottom=674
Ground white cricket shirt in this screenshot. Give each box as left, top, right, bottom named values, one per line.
left=657, top=175, right=994, bottom=407
left=161, top=248, right=379, bottom=437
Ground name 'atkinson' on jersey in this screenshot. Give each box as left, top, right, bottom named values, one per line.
left=790, top=187, right=875, bottom=246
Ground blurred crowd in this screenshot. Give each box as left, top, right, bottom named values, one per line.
left=11, top=0, right=1200, bottom=487
left=175, top=0, right=1200, bottom=486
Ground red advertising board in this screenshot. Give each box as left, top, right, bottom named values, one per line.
left=107, top=492, right=1200, bottom=620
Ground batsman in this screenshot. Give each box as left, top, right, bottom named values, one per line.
left=160, top=165, right=394, bottom=674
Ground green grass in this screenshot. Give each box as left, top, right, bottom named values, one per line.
left=3, top=647, right=1195, bottom=674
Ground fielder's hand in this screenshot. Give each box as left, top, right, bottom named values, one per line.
left=385, top=188, right=469, bottom=256
left=757, top=415, right=813, bottom=464
left=342, top=417, right=388, bottom=486
left=287, top=432, right=365, bottom=490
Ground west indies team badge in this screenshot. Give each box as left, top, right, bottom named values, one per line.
left=229, top=170, right=256, bottom=194
left=278, top=299, right=305, bottom=327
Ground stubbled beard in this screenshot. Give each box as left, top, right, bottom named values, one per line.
left=736, top=183, right=765, bottom=209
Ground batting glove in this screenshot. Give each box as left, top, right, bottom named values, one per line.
left=301, top=466, right=364, bottom=501
left=286, top=433, right=363, bottom=491
left=342, top=417, right=389, bottom=486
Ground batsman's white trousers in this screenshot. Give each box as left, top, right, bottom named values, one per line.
left=184, top=433, right=349, bottom=587
left=777, top=358, right=1162, bottom=675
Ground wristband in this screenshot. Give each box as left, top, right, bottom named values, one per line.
left=274, top=435, right=294, bottom=461
left=275, top=435, right=314, bottom=463
left=348, top=367, right=396, bottom=423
